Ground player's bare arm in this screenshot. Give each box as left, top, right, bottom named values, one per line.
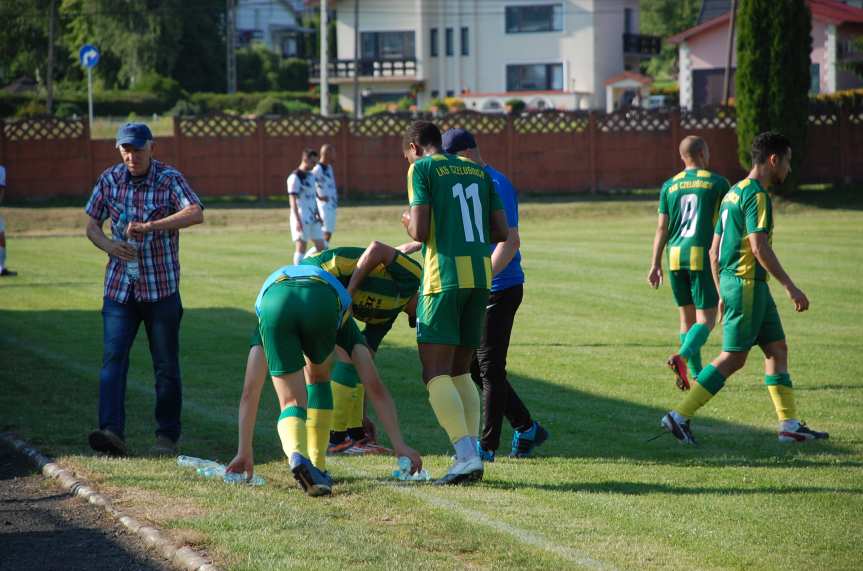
left=350, top=344, right=423, bottom=473
left=85, top=216, right=136, bottom=260
left=346, top=241, right=399, bottom=297
left=407, top=204, right=430, bottom=241
left=226, top=345, right=269, bottom=479
left=127, top=203, right=203, bottom=239
left=648, top=213, right=669, bottom=288
left=748, top=232, right=809, bottom=312
left=489, top=208, right=509, bottom=243
left=289, top=193, right=303, bottom=233
left=709, top=232, right=723, bottom=317
left=491, top=226, right=520, bottom=276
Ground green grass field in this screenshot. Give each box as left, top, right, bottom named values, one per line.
left=1, top=198, right=861, bottom=570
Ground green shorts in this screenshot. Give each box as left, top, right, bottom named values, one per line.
left=257, top=280, right=340, bottom=376
left=416, top=288, right=489, bottom=347
left=669, top=267, right=718, bottom=309
left=336, top=317, right=367, bottom=355
left=720, top=276, right=785, bottom=352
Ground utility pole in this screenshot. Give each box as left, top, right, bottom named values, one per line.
left=320, top=0, right=329, bottom=116
left=723, top=0, right=738, bottom=105
left=47, top=0, right=56, bottom=114
left=353, top=0, right=360, bottom=118
left=227, top=0, right=237, bottom=94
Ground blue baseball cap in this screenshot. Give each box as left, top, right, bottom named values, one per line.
left=442, top=128, right=477, bottom=154
left=115, top=122, right=153, bottom=149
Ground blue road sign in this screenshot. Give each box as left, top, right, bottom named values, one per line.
left=79, top=44, right=100, bottom=69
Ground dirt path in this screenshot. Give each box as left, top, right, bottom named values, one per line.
left=0, top=442, right=172, bottom=571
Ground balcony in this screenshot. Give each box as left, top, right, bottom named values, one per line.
left=623, top=33, right=662, bottom=57
left=309, top=58, right=418, bottom=84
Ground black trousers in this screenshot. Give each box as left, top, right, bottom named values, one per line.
left=470, top=284, right=532, bottom=452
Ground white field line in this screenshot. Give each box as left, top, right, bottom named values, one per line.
left=3, top=334, right=615, bottom=570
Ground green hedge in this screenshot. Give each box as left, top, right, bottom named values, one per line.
left=188, top=91, right=318, bottom=114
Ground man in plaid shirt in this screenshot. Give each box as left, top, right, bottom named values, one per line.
left=85, top=123, right=204, bottom=457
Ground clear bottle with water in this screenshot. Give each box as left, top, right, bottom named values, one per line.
left=176, top=455, right=221, bottom=470
left=116, top=212, right=139, bottom=282
left=392, top=456, right=430, bottom=481
left=187, top=460, right=265, bottom=486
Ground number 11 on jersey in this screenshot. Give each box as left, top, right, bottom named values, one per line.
left=452, top=183, right=485, bottom=243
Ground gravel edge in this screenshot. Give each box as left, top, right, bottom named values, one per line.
left=0, top=432, right=220, bottom=571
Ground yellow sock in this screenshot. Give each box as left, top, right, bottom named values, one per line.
left=768, top=385, right=798, bottom=422
left=452, top=373, right=480, bottom=438
left=306, top=383, right=334, bottom=470
left=331, top=381, right=353, bottom=432
left=276, top=406, right=307, bottom=458
left=677, top=383, right=715, bottom=418
left=348, top=384, right=365, bottom=429
left=306, top=408, right=333, bottom=469
left=427, top=375, right=469, bottom=443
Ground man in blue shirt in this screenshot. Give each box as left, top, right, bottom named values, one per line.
left=442, top=128, right=548, bottom=460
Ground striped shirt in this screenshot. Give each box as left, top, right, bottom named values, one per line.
left=85, top=159, right=203, bottom=303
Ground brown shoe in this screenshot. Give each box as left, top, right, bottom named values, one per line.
left=151, top=435, right=178, bottom=456
left=88, top=429, right=127, bottom=456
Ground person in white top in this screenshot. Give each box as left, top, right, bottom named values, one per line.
left=313, top=144, right=338, bottom=247
left=287, top=148, right=325, bottom=265
left=0, top=165, right=15, bottom=277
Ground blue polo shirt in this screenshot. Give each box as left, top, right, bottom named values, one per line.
left=484, top=164, right=524, bottom=292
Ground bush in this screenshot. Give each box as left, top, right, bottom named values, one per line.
left=14, top=100, right=47, bottom=117
left=237, top=45, right=310, bottom=92
left=169, top=99, right=206, bottom=117
left=505, top=98, right=526, bottom=114
left=813, top=88, right=863, bottom=107
left=364, top=102, right=392, bottom=116
left=428, top=97, right=448, bottom=113
left=131, top=72, right=184, bottom=105
left=190, top=91, right=317, bottom=114
left=254, top=96, right=314, bottom=116
left=54, top=102, right=83, bottom=118
left=444, top=97, right=465, bottom=111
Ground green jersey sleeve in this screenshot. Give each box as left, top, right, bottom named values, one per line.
left=408, top=162, right=430, bottom=207
left=743, top=189, right=771, bottom=235
left=658, top=181, right=670, bottom=215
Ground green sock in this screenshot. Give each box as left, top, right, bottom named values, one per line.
left=681, top=324, right=709, bottom=375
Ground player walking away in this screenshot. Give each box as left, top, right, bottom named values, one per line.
left=288, top=148, right=325, bottom=265
left=403, top=121, right=509, bottom=485
left=648, top=136, right=730, bottom=390
left=661, top=131, right=829, bottom=445
left=313, top=144, right=338, bottom=248
left=0, top=164, right=16, bottom=277
left=441, top=128, right=548, bottom=461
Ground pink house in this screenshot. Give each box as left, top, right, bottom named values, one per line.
left=668, top=0, right=863, bottom=109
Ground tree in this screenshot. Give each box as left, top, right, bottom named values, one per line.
left=639, top=0, right=701, bottom=80
left=0, top=0, right=73, bottom=88
left=736, top=0, right=812, bottom=190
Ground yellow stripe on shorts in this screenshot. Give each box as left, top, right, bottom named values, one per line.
left=690, top=246, right=704, bottom=271
left=669, top=247, right=681, bottom=271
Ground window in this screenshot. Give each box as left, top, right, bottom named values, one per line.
left=624, top=8, right=633, bottom=35
left=460, top=27, right=469, bottom=56
left=445, top=27, right=454, bottom=56
left=505, top=4, right=563, bottom=33
left=430, top=28, right=438, bottom=57
left=360, top=31, right=415, bottom=60
left=506, top=63, right=563, bottom=91
left=810, top=63, right=821, bottom=94
left=431, top=90, right=439, bottom=98
left=446, top=89, right=454, bottom=97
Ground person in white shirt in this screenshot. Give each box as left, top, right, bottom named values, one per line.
left=313, top=144, right=338, bottom=248
left=0, top=164, right=15, bottom=277
left=287, top=148, right=325, bottom=265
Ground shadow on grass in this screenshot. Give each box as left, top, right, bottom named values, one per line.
left=0, top=307, right=854, bottom=473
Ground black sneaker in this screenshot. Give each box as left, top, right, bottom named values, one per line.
left=660, top=413, right=697, bottom=445
left=778, top=421, right=829, bottom=443
left=88, top=429, right=128, bottom=456
left=0, top=268, right=17, bottom=277
left=510, top=421, right=549, bottom=458
left=289, top=452, right=332, bottom=496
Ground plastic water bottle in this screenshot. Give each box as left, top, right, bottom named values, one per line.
left=392, top=456, right=430, bottom=482
left=223, top=472, right=266, bottom=486
left=116, top=212, right=139, bottom=282
left=197, top=465, right=227, bottom=478
left=176, top=455, right=221, bottom=470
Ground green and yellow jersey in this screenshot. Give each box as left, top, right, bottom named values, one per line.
left=715, top=178, right=773, bottom=281
left=407, top=153, right=504, bottom=294
left=658, top=168, right=730, bottom=271
left=301, top=246, right=422, bottom=350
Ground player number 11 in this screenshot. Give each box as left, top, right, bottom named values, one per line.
left=452, top=183, right=485, bottom=243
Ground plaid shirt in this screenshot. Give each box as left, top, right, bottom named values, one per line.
left=85, top=159, right=203, bottom=303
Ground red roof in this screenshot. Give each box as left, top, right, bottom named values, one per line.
left=604, top=72, right=653, bottom=86
left=668, top=0, right=863, bottom=44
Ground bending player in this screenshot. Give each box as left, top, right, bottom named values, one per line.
left=648, top=136, right=730, bottom=389
left=661, top=132, right=829, bottom=445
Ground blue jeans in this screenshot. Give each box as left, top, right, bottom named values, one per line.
left=99, top=291, right=183, bottom=441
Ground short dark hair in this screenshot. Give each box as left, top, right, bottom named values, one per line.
left=751, top=131, right=791, bottom=165
left=403, top=121, right=442, bottom=151
left=302, top=147, right=318, bottom=160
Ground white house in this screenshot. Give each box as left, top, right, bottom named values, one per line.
left=312, top=0, right=659, bottom=113
left=236, top=0, right=311, bottom=58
